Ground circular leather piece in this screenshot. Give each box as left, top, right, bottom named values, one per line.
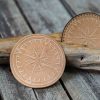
left=62, top=12, right=100, bottom=49
left=10, top=34, right=66, bottom=88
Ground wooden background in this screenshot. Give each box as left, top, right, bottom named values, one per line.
left=0, top=0, right=100, bottom=100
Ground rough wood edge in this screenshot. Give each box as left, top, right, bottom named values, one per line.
left=0, top=33, right=100, bottom=70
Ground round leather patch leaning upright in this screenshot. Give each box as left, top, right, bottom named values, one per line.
left=62, top=12, right=100, bottom=49
left=10, top=34, right=65, bottom=88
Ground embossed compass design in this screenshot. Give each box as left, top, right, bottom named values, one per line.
left=10, top=34, right=65, bottom=88
left=63, top=13, right=100, bottom=49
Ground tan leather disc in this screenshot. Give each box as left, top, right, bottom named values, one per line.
left=10, top=34, right=65, bottom=88
left=62, top=12, right=100, bottom=49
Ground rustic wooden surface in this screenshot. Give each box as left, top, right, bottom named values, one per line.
left=0, top=0, right=100, bottom=100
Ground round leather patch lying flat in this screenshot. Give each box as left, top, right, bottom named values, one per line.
left=62, top=12, right=100, bottom=49
left=10, top=34, right=65, bottom=88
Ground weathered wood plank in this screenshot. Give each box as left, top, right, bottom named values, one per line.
left=15, top=0, right=71, bottom=34
left=34, top=81, right=69, bottom=100
left=0, top=0, right=31, bottom=38
left=0, top=67, right=37, bottom=100
left=63, top=0, right=100, bottom=15
left=61, top=72, right=97, bottom=100
left=60, top=0, right=100, bottom=99
left=80, top=71, right=100, bottom=98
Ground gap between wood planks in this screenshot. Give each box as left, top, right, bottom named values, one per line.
left=60, top=79, right=73, bottom=100
left=60, top=0, right=76, bottom=17
left=14, top=0, right=35, bottom=33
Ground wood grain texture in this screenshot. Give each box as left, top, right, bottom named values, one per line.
left=60, top=0, right=100, bottom=99
left=63, top=0, right=100, bottom=15
left=0, top=0, right=31, bottom=38
left=61, top=72, right=97, bottom=100
left=15, top=0, right=71, bottom=34
left=34, top=81, right=69, bottom=100
left=0, top=67, right=37, bottom=100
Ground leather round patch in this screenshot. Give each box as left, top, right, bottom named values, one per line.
left=10, top=34, right=66, bottom=88
left=62, top=12, right=100, bottom=49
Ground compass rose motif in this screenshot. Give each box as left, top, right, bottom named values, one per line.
left=63, top=13, right=100, bottom=49
left=10, top=34, right=65, bottom=88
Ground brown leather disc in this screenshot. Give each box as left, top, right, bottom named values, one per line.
left=62, top=12, right=100, bottom=49
left=10, top=34, right=66, bottom=88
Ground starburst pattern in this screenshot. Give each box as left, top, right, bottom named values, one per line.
left=63, top=13, right=100, bottom=49
left=11, top=35, right=65, bottom=87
